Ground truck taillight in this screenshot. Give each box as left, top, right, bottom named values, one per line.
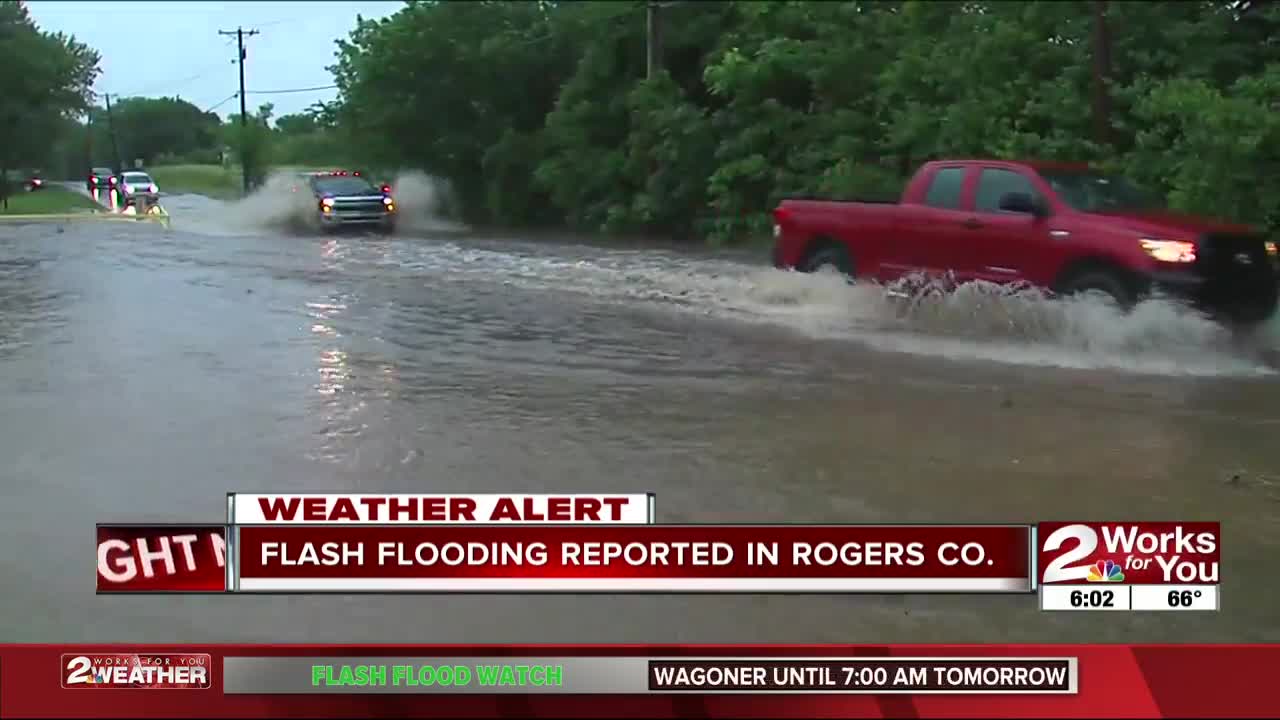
left=380, top=184, right=391, bottom=194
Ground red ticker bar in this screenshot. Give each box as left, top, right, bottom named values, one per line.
left=2, top=645, right=1277, bottom=718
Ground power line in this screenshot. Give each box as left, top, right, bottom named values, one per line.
left=245, top=84, right=338, bottom=95
left=111, top=58, right=233, bottom=99
left=101, top=36, right=238, bottom=101
left=257, top=16, right=305, bottom=29
left=203, top=92, right=239, bottom=114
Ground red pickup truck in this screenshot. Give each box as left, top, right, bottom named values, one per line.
left=772, top=160, right=1279, bottom=324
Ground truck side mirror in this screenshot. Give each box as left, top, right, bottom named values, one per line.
left=998, top=192, right=1047, bottom=217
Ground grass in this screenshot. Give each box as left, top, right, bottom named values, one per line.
left=0, top=186, right=99, bottom=215
left=148, top=164, right=244, bottom=200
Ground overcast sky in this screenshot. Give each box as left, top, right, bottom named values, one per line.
left=26, top=1, right=403, bottom=118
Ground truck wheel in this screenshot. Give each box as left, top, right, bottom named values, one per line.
left=1059, top=270, right=1135, bottom=309
left=800, top=244, right=855, bottom=280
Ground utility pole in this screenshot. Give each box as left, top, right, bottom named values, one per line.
left=104, top=93, right=122, bottom=171
left=219, top=26, right=259, bottom=193
left=646, top=1, right=663, bottom=80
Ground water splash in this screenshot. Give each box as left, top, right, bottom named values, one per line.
left=700, top=269, right=1279, bottom=375
left=163, top=170, right=463, bottom=237
left=419, top=246, right=1276, bottom=376
left=387, top=171, right=465, bottom=234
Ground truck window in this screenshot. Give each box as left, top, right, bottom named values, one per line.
left=923, top=167, right=965, bottom=209
left=975, top=169, right=1037, bottom=212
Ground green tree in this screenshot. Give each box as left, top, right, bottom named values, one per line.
left=0, top=0, right=99, bottom=199
left=108, top=96, right=221, bottom=165
left=323, top=0, right=1280, bottom=240
left=222, top=103, right=275, bottom=189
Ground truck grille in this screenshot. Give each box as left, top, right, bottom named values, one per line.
left=332, top=199, right=386, bottom=214
left=1195, top=233, right=1277, bottom=323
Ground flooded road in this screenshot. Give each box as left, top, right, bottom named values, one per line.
left=2, top=186, right=1278, bottom=643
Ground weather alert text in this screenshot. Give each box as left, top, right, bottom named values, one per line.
left=1037, top=522, right=1220, bottom=585
left=61, top=653, right=211, bottom=689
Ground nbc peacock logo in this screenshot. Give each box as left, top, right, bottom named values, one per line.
left=1086, top=559, right=1125, bottom=582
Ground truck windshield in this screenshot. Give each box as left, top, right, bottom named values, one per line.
left=1039, top=171, right=1165, bottom=213
left=313, top=177, right=376, bottom=195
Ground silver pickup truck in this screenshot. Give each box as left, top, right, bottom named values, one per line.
left=301, top=171, right=397, bottom=234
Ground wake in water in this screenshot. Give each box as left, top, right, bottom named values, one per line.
left=150, top=179, right=1277, bottom=377
left=712, top=268, right=1280, bottom=375
left=422, top=242, right=1277, bottom=376
left=164, top=170, right=464, bottom=237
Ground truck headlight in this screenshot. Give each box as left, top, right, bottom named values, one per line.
left=1140, top=238, right=1197, bottom=263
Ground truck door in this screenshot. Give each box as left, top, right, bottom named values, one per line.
left=885, top=165, right=976, bottom=285
left=963, top=167, right=1048, bottom=285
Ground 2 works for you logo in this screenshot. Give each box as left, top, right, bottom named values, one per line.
left=1037, top=522, right=1220, bottom=586
left=61, top=653, right=211, bottom=689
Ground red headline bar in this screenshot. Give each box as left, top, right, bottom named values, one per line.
left=233, top=525, right=1031, bottom=593
left=97, top=525, right=227, bottom=593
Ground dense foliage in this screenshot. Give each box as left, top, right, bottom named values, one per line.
left=17, top=0, right=1278, bottom=243
left=0, top=0, right=99, bottom=191
left=324, top=0, right=1280, bottom=242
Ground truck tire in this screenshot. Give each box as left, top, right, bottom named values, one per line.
left=1059, top=270, right=1136, bottom=309
left=800, top=244, right=855, bottom=280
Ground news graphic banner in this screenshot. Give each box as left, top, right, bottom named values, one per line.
left=94, top=495, right=1217, bottom=611
left=7, top=645, right=1278, bottom=717
left=97, top=493, right=1031, bottom=594
left=222, top=656, right=1076, bottom=694
left=1036, top=522, right=1220, bottom=612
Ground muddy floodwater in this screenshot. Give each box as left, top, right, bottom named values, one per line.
left=1, top=179, right=1278, bottom=643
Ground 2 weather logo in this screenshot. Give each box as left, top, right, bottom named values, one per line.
left=1038, top=522, right=1219, bottom=585
left=61, top=653, right=211, bottom=689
